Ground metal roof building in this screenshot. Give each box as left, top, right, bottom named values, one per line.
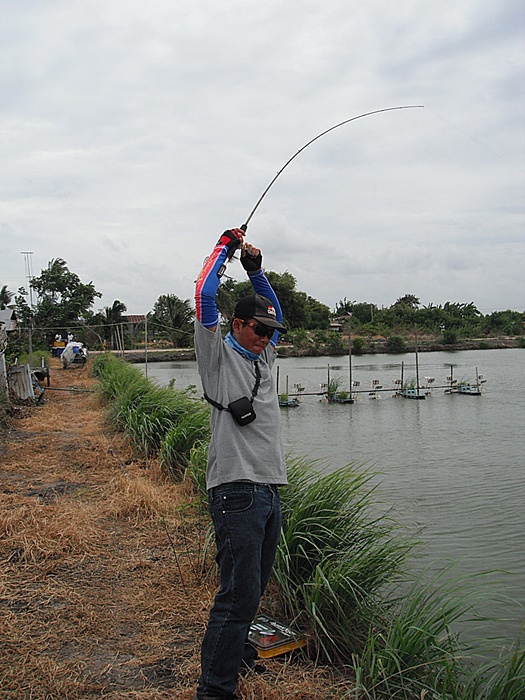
left=0, top=308, right=17, bottom=332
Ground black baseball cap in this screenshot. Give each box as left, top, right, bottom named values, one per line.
left=233, top=294, right=287, bottom=333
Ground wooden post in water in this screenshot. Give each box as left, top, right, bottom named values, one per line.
left=414, top=326, right=421, bottom=398
left=347, top=319, right=353, bottom=397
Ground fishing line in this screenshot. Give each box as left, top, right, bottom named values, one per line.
left=426, top=107, right=525, bottom=175
left=240, top=104, right=424, bottom=232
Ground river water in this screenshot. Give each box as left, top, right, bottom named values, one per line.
left=140, top=348, right=525, bottom=643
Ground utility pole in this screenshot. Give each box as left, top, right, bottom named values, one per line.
left=144, top=315, right=148, bottom=378
left=21, top=252, right=34, bottom=366
left=0, top=327, right=8, bottom=395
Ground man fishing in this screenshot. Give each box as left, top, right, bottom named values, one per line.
left=193, top=227, right=288, bottom=700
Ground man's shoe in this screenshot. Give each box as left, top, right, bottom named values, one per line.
left=193, top=692, right=239, bottom=700
left=239, top=660, right=267, bottom=676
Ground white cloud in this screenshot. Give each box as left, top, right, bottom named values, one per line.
left=1, top=0, right=523, bottom=315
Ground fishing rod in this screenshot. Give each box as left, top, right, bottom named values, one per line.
left=239, top=104, right=424, bottom=232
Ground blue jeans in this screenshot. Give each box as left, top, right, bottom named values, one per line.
left=197, top=482, right=282, bottom=696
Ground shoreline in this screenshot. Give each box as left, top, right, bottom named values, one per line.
left=91, top=336, right=523, bottom=364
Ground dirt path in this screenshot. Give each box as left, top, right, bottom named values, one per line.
left=1, top=359, right=340, bottom=700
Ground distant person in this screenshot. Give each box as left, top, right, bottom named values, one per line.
left=67, top=333, right=73, bottom=343
left=193, top=227, right=288, bottom=700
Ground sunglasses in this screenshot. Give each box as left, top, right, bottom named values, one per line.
left=241, top=320, right=275, bottom=339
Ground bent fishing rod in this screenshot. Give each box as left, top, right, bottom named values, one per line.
left=239, top=104, right=424, bottom=233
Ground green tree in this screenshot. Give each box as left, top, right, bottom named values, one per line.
left=90, top=300, right=128, bottom=349
left=215, top=270, right=317, bottom=330
left=265, top=271, right=307, bottom=329
left=351, top=336, right=365, bottom=355
left=333, top=298, right=356, bottom=317
left=389, top=295, right=420, bottom=326
left=333, top=301, right=376, bottom=326
left=393, top=294, right=420, bottom=309
left=1, top=285, right=14, bottom=310
left=149, top=294, right=194, bottom=348
left=303, top=295, right=330, bottom=330
left=14, top=289, right=31, bottom=325
left=215, top=278, right=239, bottom=323
left=483, top=310, right=524, bottom=336
left=30, top=258, right=101, bottom=340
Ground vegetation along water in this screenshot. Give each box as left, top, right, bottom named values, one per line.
left=143, top=349, right=525, bottom=644
left=88, top=348, right=525, bottom=699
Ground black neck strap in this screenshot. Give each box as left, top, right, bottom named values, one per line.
left=204, top=361, right=261, bottom=412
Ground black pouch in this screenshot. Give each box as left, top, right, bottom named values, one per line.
left=228, top=396, right=256, bottom=426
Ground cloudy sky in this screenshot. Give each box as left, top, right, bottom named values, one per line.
left=1, top=0, right=524, bottom=317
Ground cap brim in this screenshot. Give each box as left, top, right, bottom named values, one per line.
left=252, top=315, right=287, bottom=333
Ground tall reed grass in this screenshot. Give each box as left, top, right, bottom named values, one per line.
left=91, top=354, right=209, bottom=478
left=91, top=354, right=524, bottom=699
left=274, top=457, right=413, bottom=661
left=274, top=457, right=524, bottom=698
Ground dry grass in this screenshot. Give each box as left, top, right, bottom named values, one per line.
left=0, top=358, right=350, bottom=699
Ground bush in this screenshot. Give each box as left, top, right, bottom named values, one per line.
left=160, top=405, right=210, bottom=478
left=351, top=336, right=365, bottom=355
left=442, top=329, right=458, bottom=345
left=386, top=335, right=407, bottom=353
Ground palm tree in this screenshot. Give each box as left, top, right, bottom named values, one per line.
left=102, top=300, right=127, bottom=350
left=1, top=285, right=14, bottom=310
left=149, top=294, right=194, bottom=348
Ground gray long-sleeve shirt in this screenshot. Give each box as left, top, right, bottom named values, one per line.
left=194, top=321, right=287, bottom=490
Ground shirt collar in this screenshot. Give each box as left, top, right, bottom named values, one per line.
left=224, top=332, right=260, bottom=362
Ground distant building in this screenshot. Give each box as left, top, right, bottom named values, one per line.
left=0, top=308, right=17, bottom=393
left=0, top=308, right=17, bottom=332
left=329, top=320, right=344, bottom=333
left=121, top=315, right=146, bottom=329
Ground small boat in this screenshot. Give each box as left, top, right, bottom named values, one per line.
left=277, top=367, right=300, bottom=407
left=279, top=396, right=300, bottom=408
left=327, top=393, right=354, bottom=404
left=399, top=387, right=425, bottom=400
left=457, top=384, right=482, bottom=396
left=446, top=366, right=485, bottom=396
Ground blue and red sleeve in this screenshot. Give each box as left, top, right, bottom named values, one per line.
left=194, top=244, right=229, bottom=328
left=248, top=269, right=283, bottom=347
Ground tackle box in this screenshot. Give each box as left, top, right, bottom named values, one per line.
left=248, top=614, right=307, bottom=658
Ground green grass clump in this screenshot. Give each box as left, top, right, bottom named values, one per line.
left=275, top=457, right=412, bottom=663
left=185, top=441, right=209, bottom=505
left=160, top=405, right=210, bottom=478
left=91, top=354, right=209, bottom=476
